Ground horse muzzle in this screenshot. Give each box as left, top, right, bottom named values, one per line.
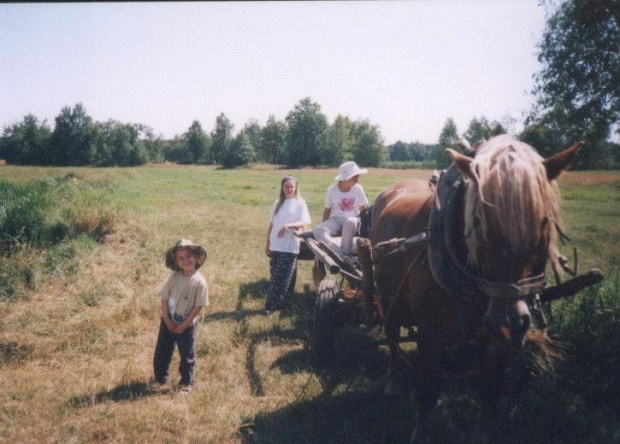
left=485, top=299, right=531, bottom=348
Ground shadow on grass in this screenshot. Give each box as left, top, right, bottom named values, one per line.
left=239, top=390, right=415, bottom=444
left=68, top=382, right=160, bottom=408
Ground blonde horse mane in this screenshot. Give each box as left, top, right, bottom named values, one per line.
left=462, top=136, right=561, bottom=272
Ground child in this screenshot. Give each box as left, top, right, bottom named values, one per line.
left=265, top=175, right=311, bottom=313
left=150, top=239, right=208, bottom=394
left=313, top=161, right=369, bottom=259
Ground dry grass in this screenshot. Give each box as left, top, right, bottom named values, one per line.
left=0, top=165, right=617, bottom=443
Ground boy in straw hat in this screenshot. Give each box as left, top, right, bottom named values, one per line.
left=150, top=239, right=208, bottom=394
left=313, top=161, right=369, bottom=262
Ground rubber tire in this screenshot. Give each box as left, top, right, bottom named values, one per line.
left=313, top=279, right=340, bottom=366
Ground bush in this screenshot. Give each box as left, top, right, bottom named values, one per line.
left=0, top=180, right=55, bottom=249
left=548, top=274, right=619, bottom=408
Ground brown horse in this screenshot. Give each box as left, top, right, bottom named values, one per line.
left=370, top=136, right=582, bottom=442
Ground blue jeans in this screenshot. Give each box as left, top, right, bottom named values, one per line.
left=153, top=319, right=196, bottom=386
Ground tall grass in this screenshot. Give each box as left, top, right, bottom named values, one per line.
left=0, top=164, right=617, bottom=443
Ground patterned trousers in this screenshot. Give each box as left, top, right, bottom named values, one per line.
left=266, top=252, right=297, bottom=310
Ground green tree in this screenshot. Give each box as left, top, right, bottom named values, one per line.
left=285, top=97, right=328, bottom=167
left=242, top=119, right=262, bottom=162
left=259, top=115, right=287, bottom=164
left=49, top=103, right=95, bottom=166
left=163, top=136, right=185, bottom=163
left=350, top=120, right=385, bottom=167
left=530, top=0, right=619, bottom=169
left=436, top=118, right=460, bottom=168
left=184, top=121, right=211, bottom=164
left=463, top=116, right=505, bottom=148
left=222, top=131, right=254, bottom=168
left=92, top=120, right=146, bottom=167
left=0, top=114, right=51, bottom=165
left=211, top=113, right=233, bottom=165
left=324, top=115, right=353, bottom=166
left=139, top=126, right=165, bottom=164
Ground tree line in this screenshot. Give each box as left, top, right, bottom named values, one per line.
left=1, top=0, right=617, bottom=170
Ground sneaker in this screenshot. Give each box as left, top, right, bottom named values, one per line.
left=147, top=379, right=167, bottom=392
left=342, top=255, right=359, bottom=272
left=179, top=385, right=192, bottom=395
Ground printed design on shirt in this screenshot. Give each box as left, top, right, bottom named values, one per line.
left=338, top=197, right=355, bottom=213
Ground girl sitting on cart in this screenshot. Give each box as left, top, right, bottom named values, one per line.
left=313, top=161, right=369, bottom=268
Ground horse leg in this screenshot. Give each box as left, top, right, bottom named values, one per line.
left=383, top=317, right=406, bottom=398
left=411, top=331, right=441, bottom=444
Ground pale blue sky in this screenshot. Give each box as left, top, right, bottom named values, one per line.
left=0, top=1, right=547, bottom=145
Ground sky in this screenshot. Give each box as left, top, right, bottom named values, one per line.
left=0, top=1, right=548, bottom=146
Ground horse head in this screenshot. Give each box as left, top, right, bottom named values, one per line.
left=448, top=137, right=582, bottom=347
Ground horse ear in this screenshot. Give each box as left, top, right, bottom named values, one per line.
left=543, top=141, right=584, bottom=181
left=447, top=148, right=475, bottom=181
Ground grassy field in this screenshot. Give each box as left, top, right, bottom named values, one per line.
left=0, top=164, right=618, bottom=443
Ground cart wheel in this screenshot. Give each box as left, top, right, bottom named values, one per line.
left=313, top=279, right=340, bottom=365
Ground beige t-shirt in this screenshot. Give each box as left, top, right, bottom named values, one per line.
left=158, top=271, right=209, bottom=322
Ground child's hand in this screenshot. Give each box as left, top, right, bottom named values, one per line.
left=174, top=322, right=189, bottom=335
left=164, top=318, right=176, bottom=332
left=277, top=226, right=288, bottom=238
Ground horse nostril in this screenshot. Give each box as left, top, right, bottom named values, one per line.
left=509, top=301, right=531, bottom=347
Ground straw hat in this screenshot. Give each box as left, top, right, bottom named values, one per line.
left=334, top=161, right=368, bottom=181
left=165, top=239, right=207, bottom=270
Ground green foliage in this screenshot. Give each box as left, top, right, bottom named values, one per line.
left=211, top=113, right=234, bottom=165
left=436, top=118, right=460, bottom=168
left=92, top=120, right=148, bottom=167
left=324, top=115, right=353, bottom=166
left=0, top=261, right=18, bottom=302
left=49, top=103, right=95, bottom=166
left=0, top=180, right=55, bottom=248
left=387, top=141, right=438, bottom=164
left=0, top=175, right=119, bottom=252
left=183, top=120, right=211, bottom=164
left=243, top=119, right=262, bottom=162
left=381, top=160, right=437, bottom=169
left=0, top=114, right=51, bottom=165
left=285, top=97, right=328, bottom=167
left=259, top=115, right=287, bottom=164
left=462, top=116, right=505, bottom=148
left=549, top=275, right=619, bottom=407
left=350, top=120, right=385, bottom=167
left=222, top=131, right=255, bottom=169
left=529, top=0, right=619, bottom=169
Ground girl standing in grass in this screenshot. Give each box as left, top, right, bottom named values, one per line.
left=150, top=239, right=208, bottom=394
left=264, top=176, right=311, bottom=313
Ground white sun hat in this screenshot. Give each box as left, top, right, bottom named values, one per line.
left=334, top=161, right=368, bottom=181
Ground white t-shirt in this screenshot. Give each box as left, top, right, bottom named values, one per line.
left=269, top=198, right=311, bottom=254
left=158, top=271, right=209, bottom=322
left=324, top=183, right=369, bottom=218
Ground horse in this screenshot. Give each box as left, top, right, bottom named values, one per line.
left=369, top=135, right=583, bottom=442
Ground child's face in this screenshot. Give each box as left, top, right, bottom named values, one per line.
left=282, top=180, right=297, bottom=198
left=175, top=248, right=196, bottom=274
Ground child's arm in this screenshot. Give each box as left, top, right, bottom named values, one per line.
left=277, top=220, right=308, bottom=237
left=160, top=299, right=175, bottom=332
left=266, top=222, right=273, bottom=256
left=174, top=306, right=203, bottom=334
left=321, top=207, right=331, bottom=222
